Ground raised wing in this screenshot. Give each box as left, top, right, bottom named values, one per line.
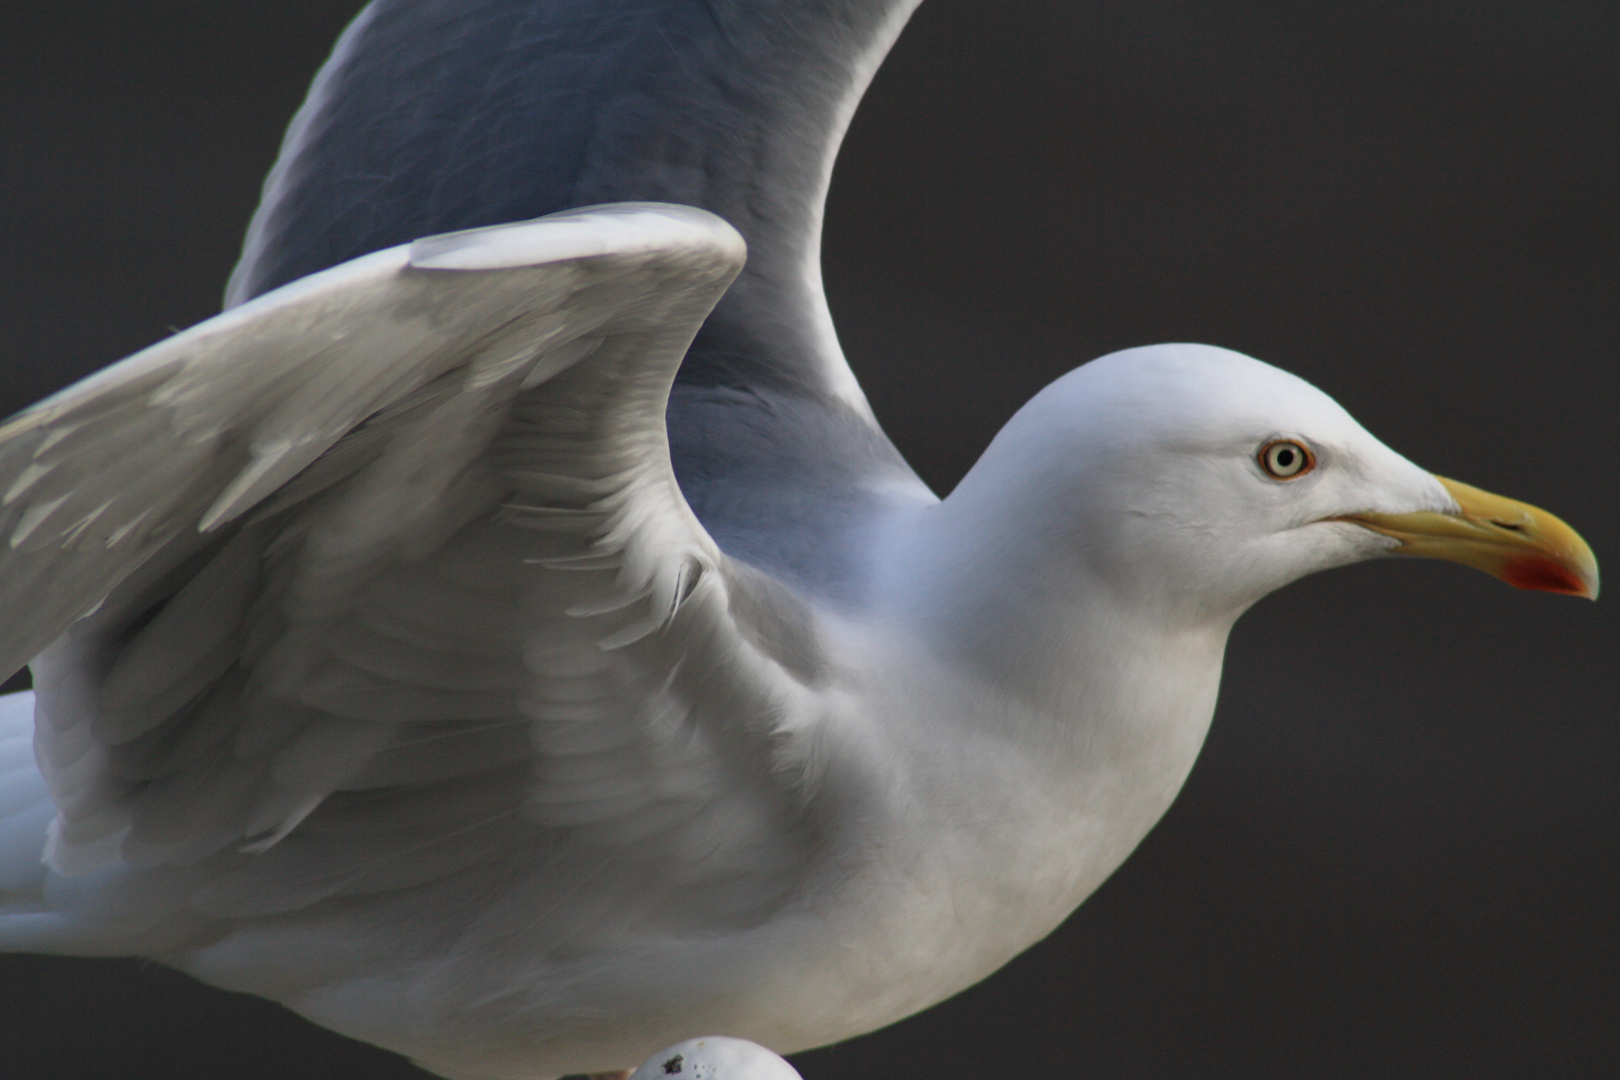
left=225, top=0, right=940, bottom=604
left=0, top=205, right=828, bottom=938
left=228, top=0, right=924, bottom=415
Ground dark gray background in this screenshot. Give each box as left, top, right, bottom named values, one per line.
left=3, top=1, right=1617, bottom=1077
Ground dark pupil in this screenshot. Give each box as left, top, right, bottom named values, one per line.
left=1274, top=447, right=1296, bottom=469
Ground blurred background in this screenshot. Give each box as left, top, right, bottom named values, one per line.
left=2, top=1, right=1617, bottom=1076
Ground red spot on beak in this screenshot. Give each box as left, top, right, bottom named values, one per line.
left=1501, top=555, right=1588, bottom=596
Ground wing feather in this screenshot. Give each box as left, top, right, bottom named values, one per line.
left=0, top=205, right=832, bottom=946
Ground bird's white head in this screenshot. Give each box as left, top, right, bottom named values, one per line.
left=935, top=343, right=1596, bottom=629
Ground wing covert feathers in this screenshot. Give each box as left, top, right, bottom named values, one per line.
left=0, top=205, right=826, bottom=932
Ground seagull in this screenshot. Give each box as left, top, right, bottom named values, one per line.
left=0, top=3, right=1598, bottom=1080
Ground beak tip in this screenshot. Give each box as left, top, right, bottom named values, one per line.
left=1500, top=553, right=1599, bottom=600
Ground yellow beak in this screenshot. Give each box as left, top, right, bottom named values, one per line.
left=1340, top=476, right=1599, bottom=599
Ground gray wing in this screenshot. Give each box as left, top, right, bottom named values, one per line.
left=0, top=205, right=828, bottom=938
left=228, top=0, right=922, bottom=413
left=224, top=0, right=937, bottom=598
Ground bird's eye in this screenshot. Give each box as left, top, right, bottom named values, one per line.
left=1259, top=439, right=1315, bottom=480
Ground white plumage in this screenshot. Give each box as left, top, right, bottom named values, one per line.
left=0, top=201, right=1587, bottom=1076
left=628, top=1037, right=803, bottom=1080
left=0, top=4, right=1596, bottom=1079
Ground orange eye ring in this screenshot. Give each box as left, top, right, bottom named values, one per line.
left=1259, top=439, right=1316, bottom=480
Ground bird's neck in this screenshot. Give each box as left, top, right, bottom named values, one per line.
left=851, top=487, right=1232, bottom=970
left=873, top=482, right=1234, bottom=769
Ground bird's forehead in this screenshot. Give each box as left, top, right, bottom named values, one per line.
left=1070, top=344, right=1365, bottom=449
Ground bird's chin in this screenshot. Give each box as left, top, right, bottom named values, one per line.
left=1184, top=524, right=1390, bottom=625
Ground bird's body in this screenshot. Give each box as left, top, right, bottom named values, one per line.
left=0, top=3, right=1597, bottom=1079
left=0, top=286, right=1242, bottom=1077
